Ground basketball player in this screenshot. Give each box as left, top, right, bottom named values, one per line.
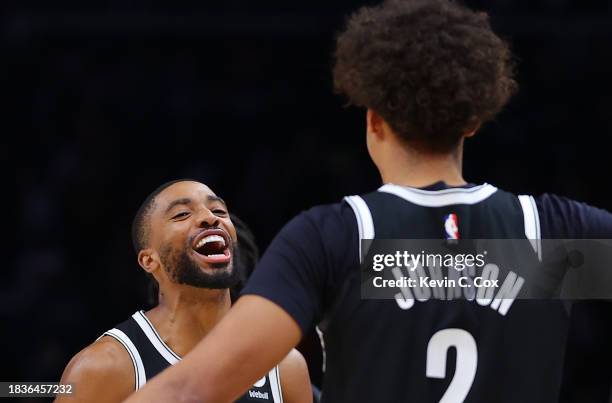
left=56, top=180, right=312, bottom=403
left=125, top=1, right=612, bottom=402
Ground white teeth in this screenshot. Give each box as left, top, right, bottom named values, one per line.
left=208, top=254, right=226, bottom=258
left=195, top=234, right=226, bottom=249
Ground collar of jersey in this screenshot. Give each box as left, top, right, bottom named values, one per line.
left=378, top=182, right=497, bottom=207
left=132, top=311, right=181, bottom=365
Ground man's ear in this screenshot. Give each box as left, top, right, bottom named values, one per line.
left=137, top=248, right=159, bottom=274
left=463, top=118, right=481, bottom=138
left=367, top=109, right=386, bottom=140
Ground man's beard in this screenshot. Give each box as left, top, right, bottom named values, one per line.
left=159, top=242, right=239, bottom=289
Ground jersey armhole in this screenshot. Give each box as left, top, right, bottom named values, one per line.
left=100, top=329, right=147, bottom=390
left=518, top=195, right=542, bottom=260
left=344, top=195, right=375, bottom=262
left=269, top=365, right=283, bottom=403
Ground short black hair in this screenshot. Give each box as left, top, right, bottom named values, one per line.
left=131, top=179, right=198, bottom=254
left=333, top=0, right=517, bottom=153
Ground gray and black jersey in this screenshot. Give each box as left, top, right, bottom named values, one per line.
left=102, top=311, right=283, bottom=402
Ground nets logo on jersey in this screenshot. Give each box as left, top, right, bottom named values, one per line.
left=444, top=213, right=460, bottom=239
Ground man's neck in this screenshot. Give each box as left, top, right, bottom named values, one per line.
left=145, top=286, right=231, bottom=358
left=379, top=140, right=466, bottom=188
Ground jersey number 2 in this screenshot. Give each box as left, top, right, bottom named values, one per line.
left=426, top=328, right=478, bottom=403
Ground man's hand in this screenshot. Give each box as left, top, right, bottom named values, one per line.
left=124, top=295, right=302, bottom=403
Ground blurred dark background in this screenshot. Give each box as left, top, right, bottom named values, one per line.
left=1, top=0, right=611, bottom=399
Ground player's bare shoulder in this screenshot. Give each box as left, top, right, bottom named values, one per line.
left=55, top=336, right=135, bottom=403
left=279, top=349, right=312, bottom=403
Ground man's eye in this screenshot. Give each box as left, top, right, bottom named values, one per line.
left=172, top=212, right=190, bottom=219
left=212, top=209, right=227, bottom=216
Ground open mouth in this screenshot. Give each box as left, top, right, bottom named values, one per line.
left=191, top=229, right=232, bottom=265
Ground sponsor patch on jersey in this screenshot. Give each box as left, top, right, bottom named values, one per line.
left=444, top=213, right=459, bottom=239
left=248, top=390, right=270, bottom=400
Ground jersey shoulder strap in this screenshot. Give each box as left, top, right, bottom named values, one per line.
left=98, top=317, right=148, bottom=389
left=99, top=311, right=180, bottom=390
left=344, top=184, right=541, bottom=245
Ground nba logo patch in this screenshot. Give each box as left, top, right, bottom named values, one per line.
left=444, top=213, right=459, bottom=240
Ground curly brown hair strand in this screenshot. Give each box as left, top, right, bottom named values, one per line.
left=333, top=0, right=517, bottom=153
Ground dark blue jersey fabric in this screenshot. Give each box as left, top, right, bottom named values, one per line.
left=242, top=182, right=612, bottom=334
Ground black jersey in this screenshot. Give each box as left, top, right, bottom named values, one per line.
left=242, top=182, right=612, bottom=403
left=323, top=183, right=568, bottom=402
left=102, top=311, right=284, bottom=403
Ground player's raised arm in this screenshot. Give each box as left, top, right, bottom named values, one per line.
left=124, top=295, right=302, bottom=403
left=55, top=337, right=135, bottom=403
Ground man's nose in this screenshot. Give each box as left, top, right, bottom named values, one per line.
left=196, top=209, right=219, bottom=227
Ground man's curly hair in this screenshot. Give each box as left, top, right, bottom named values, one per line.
left=334, top=0, right=517, bottom=153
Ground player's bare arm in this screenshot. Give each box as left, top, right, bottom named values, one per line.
left=55, top=336, right=134, bottom=403
left=124, top=295, right=300, bottom=403
left=279, top=349, right=312, bottom=403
